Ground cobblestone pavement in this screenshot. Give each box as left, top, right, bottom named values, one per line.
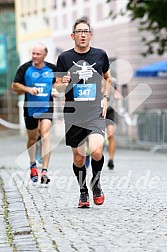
left=0, top=131, right=167, bottom=252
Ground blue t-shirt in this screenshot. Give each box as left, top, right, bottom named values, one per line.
left=14, top=61, right=56, bottom=117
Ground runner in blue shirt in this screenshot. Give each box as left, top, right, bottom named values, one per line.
left=12, top=43, right=56, bottom=184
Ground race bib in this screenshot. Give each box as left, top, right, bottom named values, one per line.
left=73, top=83, right=96, bottom=101
left=34, top=83, right=48, bottom=97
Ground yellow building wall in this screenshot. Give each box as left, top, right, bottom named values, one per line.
left=14, top=0, right=54, bottom=63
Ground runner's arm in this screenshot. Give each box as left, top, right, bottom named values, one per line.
left=11, top=82, right=40, bottom=95
left=101, top=70, right=112, bottom=119
left=102, top=69, right=112, bottom=98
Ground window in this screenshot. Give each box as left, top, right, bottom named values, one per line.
left=62, top=14, right=67, bottom=28
left=62, top=1, right=66, bottom=7
left=42, top=0, right=46, bottom=12
left=53, top=0, right=57, bottom=9
left=109, top=58, right=116, bottom=78
left=84, top=8, right=90, bottom=18
left=34, top=0, right=38, bottom=14
left=54, top=17, right=58, bottom=30
left=72, top=11, right=77, bottom=22
left=96, top=3, right=103, bottom=21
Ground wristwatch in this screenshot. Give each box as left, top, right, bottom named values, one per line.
left=103, top=95, right=110, bottom=101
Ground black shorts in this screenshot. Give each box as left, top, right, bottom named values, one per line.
left=65, top=119, right=105, bottom=148
left=24, top=116, right=52, bottom=130
left=106, top=106, right=115, bottom=127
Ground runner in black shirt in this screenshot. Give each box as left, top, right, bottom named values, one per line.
left=56, top=17, right=112, bottom=208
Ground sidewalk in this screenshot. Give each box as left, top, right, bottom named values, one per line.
left=0, top=131, right=167, bottom=252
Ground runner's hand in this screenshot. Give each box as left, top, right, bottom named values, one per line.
left=51, top=88, right=60, bottom=97
left=62, top=71, right=71, bottom=87
left=29, top=87, right=40, bottom=95
left=101, top=98, right=108, bottom=119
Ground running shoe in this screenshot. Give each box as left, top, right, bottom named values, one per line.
left=30, top=167, right=38, bottom=183
left=41, top=171, right=50, bottom=184
left=78, top=191, right=90, bottom=208
left=90, top=180, right=105, bottom=205
left=108, top=159, right=114, bottom=170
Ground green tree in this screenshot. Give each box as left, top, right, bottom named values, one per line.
left=107, top=0, right=167, bottom=56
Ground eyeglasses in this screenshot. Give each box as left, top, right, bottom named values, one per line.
left=73, top=30, right=91, bottom=35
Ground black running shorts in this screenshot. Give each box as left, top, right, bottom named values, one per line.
left=106, top=106, right=115, bottom=127
left=65, top=118, right=105, bottom=148
left=24, top=116, right=52, bottom=130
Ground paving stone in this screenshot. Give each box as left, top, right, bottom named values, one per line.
left=0, top=134, right=167, bottom=251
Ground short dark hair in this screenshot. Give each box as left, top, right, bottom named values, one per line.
left=44, top=46, right=48, bottom=54
left=72, top=17, right=91, bottom=32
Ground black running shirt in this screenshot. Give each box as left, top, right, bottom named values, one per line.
left=56, top=47, right=110, bottom=124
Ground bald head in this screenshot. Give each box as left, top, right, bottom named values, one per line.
left=31, top=43, right=48, bottom=68
left=33, top=43, right=48, bottom=56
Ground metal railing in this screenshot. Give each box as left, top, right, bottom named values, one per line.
left=136, top=110, right=167, bottom=152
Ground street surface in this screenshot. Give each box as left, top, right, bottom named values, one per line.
left=0, top=131, right=167, bottom=252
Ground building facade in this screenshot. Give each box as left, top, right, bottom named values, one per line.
left=12, top=0, right=167, bottom=143
left=52, top=0, right=167, bottom=111
left=14, top=0, right=54, bottom=64
left=14, top=0, right=167, bottom=111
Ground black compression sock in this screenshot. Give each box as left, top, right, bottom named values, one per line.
left=37, top=135, right=41, bottom=141
left=42, top=169, right=47, bottom=173
left=91, top=155, right=104, bottom=185
left=30, top=161, right=37, bottom=168
left=73, top=163, right=88, bottom=193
